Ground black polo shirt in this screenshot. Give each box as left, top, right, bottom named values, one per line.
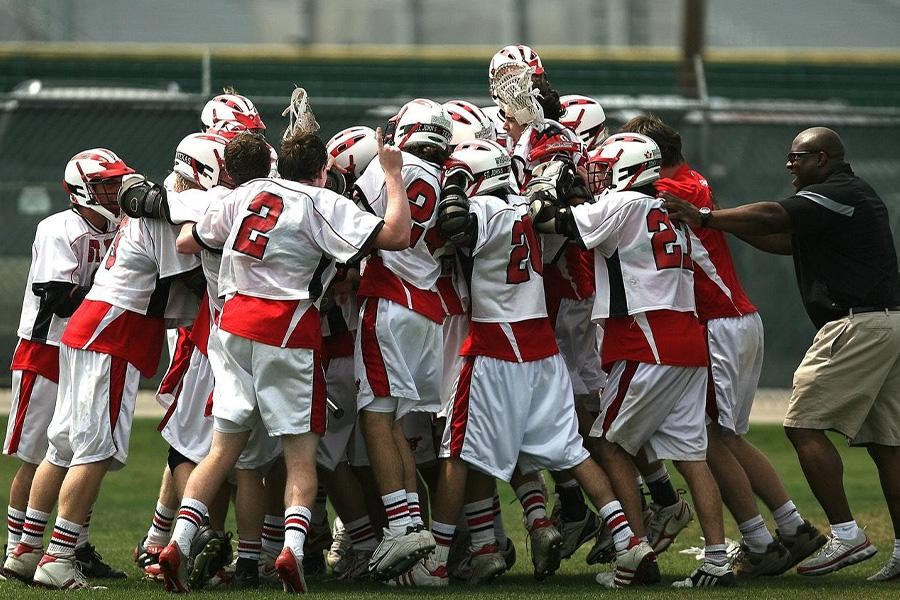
left=779, top=164, right=900, bottom=329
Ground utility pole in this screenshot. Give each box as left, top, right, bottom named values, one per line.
left=680, top=0, right=706, bottom=98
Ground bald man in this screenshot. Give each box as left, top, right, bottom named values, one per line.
left=663, top=127, right=900, bottom=582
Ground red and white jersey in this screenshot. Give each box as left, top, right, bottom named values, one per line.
left=459, top=194, right=558, bottom=363
left=193, top=178, right=382, bottom=349
left=17, top=209, right=116, bottom=346
left=655, top=165, right=757, bottom=321
left=572, top=190, right=697, bottom=320
left=436, top=252, right=469, bottom=317
left=508, top=119, right=586, bottom=192
left=85, top=216, right=200, bottom=320
left=175, top=185, right=232, bottom=313
left=571, top=189, right=706, bottom=368
left=354, top=152, right=443, bottom=290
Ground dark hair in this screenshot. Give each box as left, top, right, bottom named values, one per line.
left=618, top=114, right=684, bottom=168
left=280, top=132, right=327, bottom=182
left=404, top=143, right=450, bottom=166
left=533, top=74, right=561, bottom=122
left=224, top=132, right=271, bottom=186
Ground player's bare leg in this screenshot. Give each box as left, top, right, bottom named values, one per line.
left=361, top=410, right=406, bottom=497
left=866, top=445, right=900, bottom=538
left=24, top=460, right=67, bottom=517
left=230, top=468, right=265, bottom=587
left=8, top=461, right=38, bottom=522
left=784, top=427, right=853, bottom=523
left=593, top=439, right=646, bottom=537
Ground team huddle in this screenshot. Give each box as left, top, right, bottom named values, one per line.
left=1, top=44, right=894, bottom=593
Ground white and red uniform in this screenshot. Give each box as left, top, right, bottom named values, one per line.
left=48, top=214, right=201, bottom=469
left=3, top=210, right=115, bottom=464
left=656, top=166, right=762, bottom=435
left=441, top=194, right=588, bottom=480
left=436, top=252, right=470, bottom=418
left=193, top=178, right=382, bottom=445
left=353, top=152, right=445, bottom=418
left=572, top=189, right=710, bottom=462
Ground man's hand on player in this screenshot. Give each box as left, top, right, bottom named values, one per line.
left=660, top=192, right=701, bottom=227
left=376, top=126, right=403, bottom=176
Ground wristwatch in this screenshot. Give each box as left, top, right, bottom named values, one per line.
left=698, top=206, right=712, bottom=228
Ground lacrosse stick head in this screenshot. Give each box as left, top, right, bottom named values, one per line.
left=281, top=86, right=320, bottom=141
left=490, top=63, right=545, bottom=131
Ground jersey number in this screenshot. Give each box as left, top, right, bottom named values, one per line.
left=406, top=179, right=442, bottom=254
left=233, top=192, right=284, bottom=260
left=647, top=207, right=693, bottom=271
left=506, top=216, right=543, bottom=284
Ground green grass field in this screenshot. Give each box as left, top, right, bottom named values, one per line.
left=0, top=419, right=896, bottom=599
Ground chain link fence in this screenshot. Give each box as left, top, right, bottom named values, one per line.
left=1, top=64, right=898, bottom=387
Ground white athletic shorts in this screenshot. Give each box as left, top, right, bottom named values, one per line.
left=440, top=354, right=589, bottom=481
left=210, top=329, right=326, bottom=438
left=4, top=370, right=58, bottom=465
left=317, top=354, right=357, bottom=471
left=348, top=411, right=437, bottom=467
left=355, top=298, right=442, bottom=419
left=590, top=360, right=707, bottom=462
left=439, top=313, right=468, bottom=419
left=46, top=346, right=141, bottom=469
left=555, top=297, right=606, bottom=398
left=706, top=313, right=764, bottom=435
left=160, top=344, right=215, bottom=465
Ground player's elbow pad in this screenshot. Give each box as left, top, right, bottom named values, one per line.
left=437, top=184, right=475, bottom=247
left=118, top=174, right=172, bottom=223
left=33, top=282, right=89, bottom=318
left=529, top=195, right=577, bottom=238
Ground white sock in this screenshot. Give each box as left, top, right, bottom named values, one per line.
left=171, top=498, right=208, bottom=556
left=772, top=500, right=804, bottom=536
left=738, top=515, right=774, bottom=553
left=893, top=538, right=900, bottom=559
left=830, top=520, right=860, bottom=541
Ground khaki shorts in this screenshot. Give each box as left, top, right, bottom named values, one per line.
left=784, top=310, right=900, bottom=445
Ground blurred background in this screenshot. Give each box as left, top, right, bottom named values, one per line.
left=0, top=0, right=898, bottom=386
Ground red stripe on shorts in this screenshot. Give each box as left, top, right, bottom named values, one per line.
left=6, top=371, right=38, bottom=454
left=449, top=357, right=475, bottom=457
left=108, top=356, right=128, bottom=431
left=311, top=351, right=327, bottom=435
left=601, top=360, right=639, bottom=436
left=360, top=299, right=390, bottom=398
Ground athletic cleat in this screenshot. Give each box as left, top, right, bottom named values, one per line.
left=75, top=543, right=127, bottom=579
left=144, top=563, right=164, bottom=582
left=586, top=525, right=616, bottom=565
left=387, top=558, right=448, bottom=587
left=32, top=554, right=92, bottom=590
left=368, top=526, right=434, bottom=581
left=451, top=543, right=508, bottom=584
left=3, top=542, right=42, bottom=583
left=596, top=537, right=659, bottom=588
left=187, top=526, right=227, bottom=589
left=158, top=542, right=192, bottom=593
left=647, top=497, right=693, bottom=554
left=797, top=532, right=877, bottom=576
left=259, top=552, right=279, bottom=584
left=333, top=548, right=374, bottom=581
left=274, top=547, right=307, bottom=593
left=528, top=517, right=562, bottom=581
left=557, top=510, right=602, bottom=559
left=732, top=540, right=793, bottom=578
left=867, top=555, right=900, bottom=581
left=325, top=517, right=351, bottom=571
left=499, top=538, right=517, bottom=571
left=134, top=535, right=165, bottom=570
left=671, top=561, right=736, bottom=588
left=776, top=520, right=828, bottom=568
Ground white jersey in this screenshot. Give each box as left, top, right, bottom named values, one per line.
left=174, top=186, right=231, bottom=312
left=354, top=151, right=443, bottom=290
left=86, top=215, right=201, bottom=320
left=17, top=210, right=116, bottom=345
left=571, top=190, right=696, bottom=320
left=195, top=178, right=382, bottom=303
left=469, top=195, right=546, bottom=323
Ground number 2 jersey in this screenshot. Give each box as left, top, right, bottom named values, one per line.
left=570, top=190, right=707, bottom=368
left=460, top=194, right=558, bottom=363
left=353, top=152, right=445, bottom=323
left=193, top=177, right=383, bottom=349
left=12, top=209, right=117, bottom=380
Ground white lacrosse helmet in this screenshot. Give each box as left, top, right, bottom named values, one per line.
left=326, top=126, right=378, bottom=179
left=560, top=95, right=608, bottom=154
left=480, top=105, right=509, bottom=148
left=488, top=44, right=544, bottom=81
left=393, top=99, right=453, bottom=150
left=63, top=148, right=135, bottom=224
left=173, top=132, right=233, bottom=190
left=587, top=133, right=661, bottom=194
left=201, top=93, right=266, bottom=132
left=443, top=100, right=496, bottom=146
left=444, top=139, right=511, bottom=196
